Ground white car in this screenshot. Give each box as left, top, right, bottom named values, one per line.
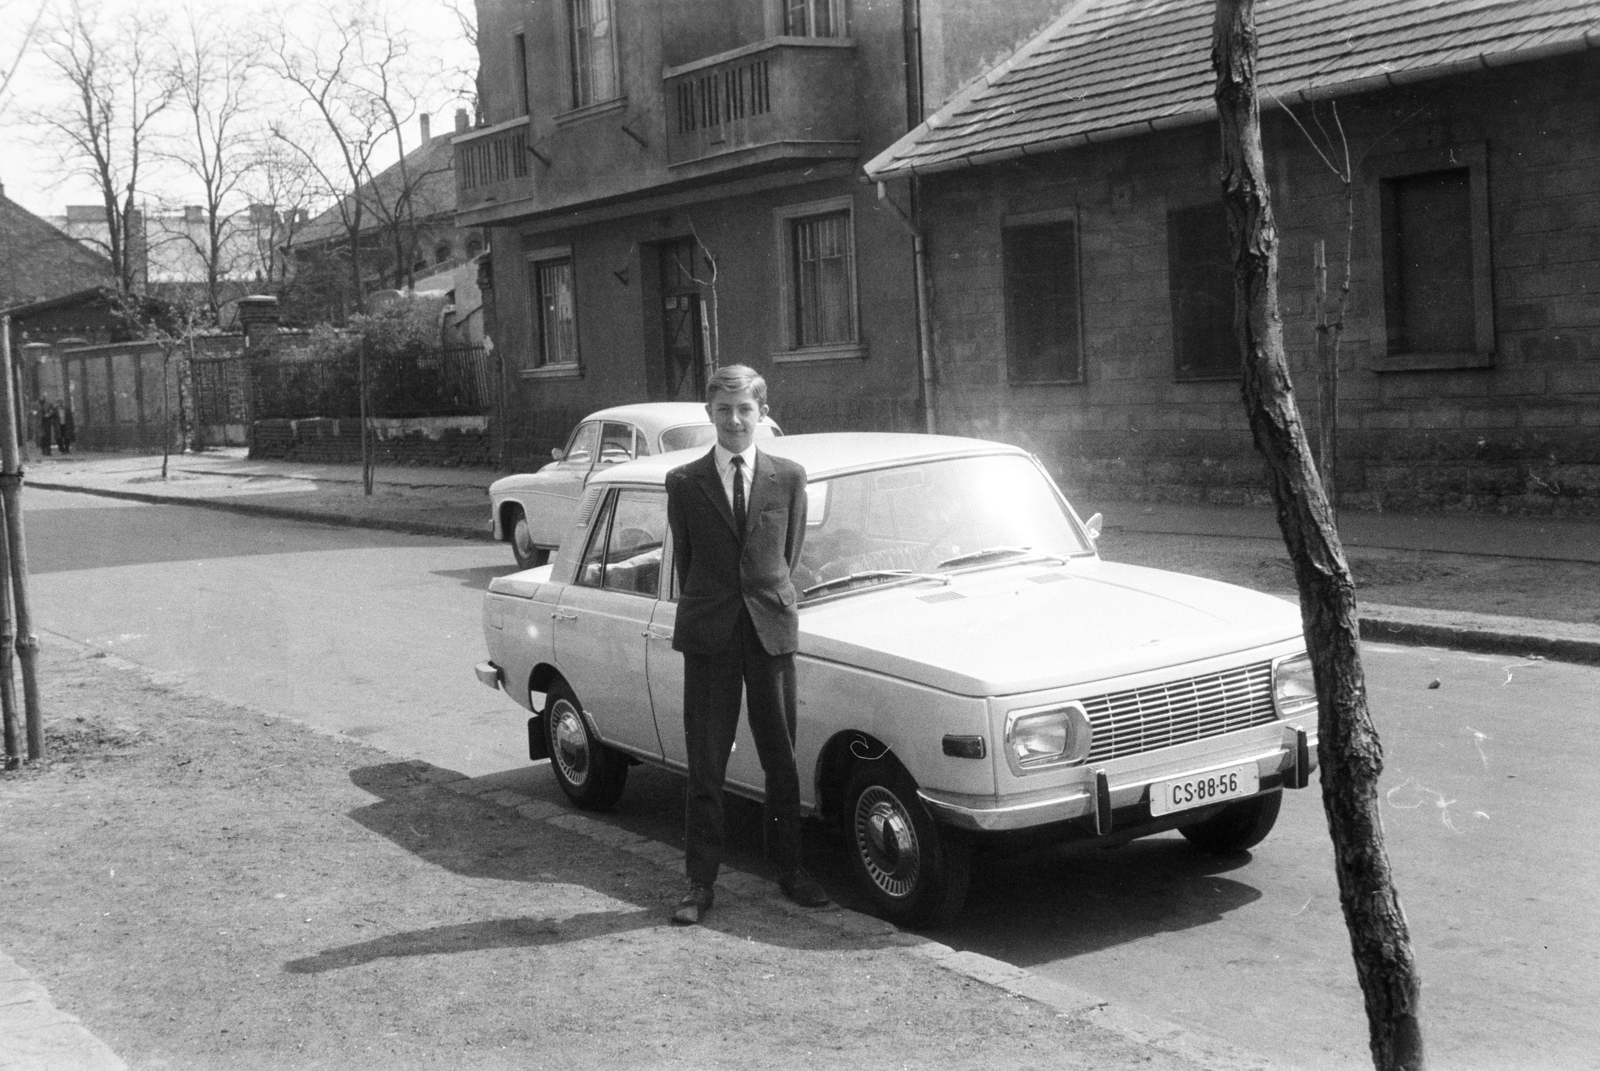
left=476, top=433, right=1319, bottom=926
left=489, top=402, right=780, bottom=568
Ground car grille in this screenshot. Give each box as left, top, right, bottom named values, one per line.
left=1081, top=661, right=1277, bottom=762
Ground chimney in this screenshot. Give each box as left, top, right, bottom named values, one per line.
left=185, top=205, right=205, bottom=223
left=420, top=112, right=431, bottom=143
left=455, top=108, right=469, bottom=135
left=236, top=294, right=281, bottom=349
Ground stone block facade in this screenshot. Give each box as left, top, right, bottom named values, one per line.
left=918, top=52, right=1600, bottom=515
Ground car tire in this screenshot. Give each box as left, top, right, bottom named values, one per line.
left=1179, top=789, right=1282, bottom=853
left=843, top=760, right=971, bottom=928
left=544, top=680, right=627, bottom=811
left=510, top=510, right=550, bottom=570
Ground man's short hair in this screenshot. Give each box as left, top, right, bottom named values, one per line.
left=705, top=363, right=767, bottom=405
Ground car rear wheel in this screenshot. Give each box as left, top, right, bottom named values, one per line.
left=844, top=761, right=970, bottom=928
left=510, top=510, right=549, bottom=570
left=545, top=680, right=627, bottom=811
left=1179, top=789, right=1282, bottom=853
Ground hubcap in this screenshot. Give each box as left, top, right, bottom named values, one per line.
left=512, top=516, right=535, bottom=561
left=550, top=699, right=590, bottom=787
left=853, top=785, right=921, bottom=899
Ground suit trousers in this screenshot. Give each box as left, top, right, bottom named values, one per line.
left=682, top=607, right=801, bottom=887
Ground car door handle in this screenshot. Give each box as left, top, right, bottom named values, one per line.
left=552, top=611, right=578, bottom=621
left=643, top=629, right=672, bottom=640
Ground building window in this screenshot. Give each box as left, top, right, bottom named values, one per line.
left=1166, top=202, right=1238, bottom=381
left=529, top=248, right=578, bottom=367
left=514, top=33, right=531, bottom=116
left=785, top=0, right=848, bottom=37
left=568, top=0, right=620, bottom=109
left=1374, top=144, right=1493, bottom=369
left=773, top=198, right=858, bottom=356
left=1002, top=217, right=1082, bottom=383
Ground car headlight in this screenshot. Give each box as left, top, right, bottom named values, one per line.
left=1005, top=703, right=1092, bottom=770
left=1272, top=653, right=1319, bottom=719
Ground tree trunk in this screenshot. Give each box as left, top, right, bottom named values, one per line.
left=1211, top=3, right=1425, bottom=1070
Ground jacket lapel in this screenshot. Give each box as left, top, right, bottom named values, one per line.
left=690, top=449, right=739, bottom=537
left=742, top=449, right=776, bottom=539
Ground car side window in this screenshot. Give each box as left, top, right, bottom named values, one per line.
left=575, top=491, right=617, bottom=588
left=599, top=489, right=666, bottom=597
left=598, top=422, right=635, bottom=465
left=632, top=427, right=651, bottom=457
left=564, top=422, right=600, bottom=466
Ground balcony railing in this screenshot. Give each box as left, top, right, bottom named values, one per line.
left=663, top=37, right=858, bottom=173
left=455, top=117, right=532, bottom=213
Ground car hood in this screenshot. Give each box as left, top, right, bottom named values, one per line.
left=797, top=559, right=1302, bottom=696
left=489, top=469, right=555, bottom=495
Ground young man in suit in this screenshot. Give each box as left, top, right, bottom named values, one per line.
left=664, top=364, right=830, bottom=925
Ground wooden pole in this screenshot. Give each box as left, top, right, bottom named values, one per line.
left=359, top=337, right=374, bottom=495
left=0, top=487, right=18, bottom=770
left=1213, top=3, right=1423, bottom=1069
left=0, top=314, right=43, bottom=762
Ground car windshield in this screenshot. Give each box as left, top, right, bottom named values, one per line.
left=659, top=422, right=779, bottom=453
left=795, top=454, right=1093, bottom=598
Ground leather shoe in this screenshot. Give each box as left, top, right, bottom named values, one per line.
left=671, top=883, right=714, bottom=925
left=778, top=869, right=831, bottom=908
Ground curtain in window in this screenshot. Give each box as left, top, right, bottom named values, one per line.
left=793, top=212, right=855, bottom=346
left=785, top=0, right=844, bottom=37
left=538, top=259, right=577, bottom=365
left=570, top=0, right=618, bottom=107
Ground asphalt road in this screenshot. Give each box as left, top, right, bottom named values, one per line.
left=24, top=487, right=1600, bottom=1071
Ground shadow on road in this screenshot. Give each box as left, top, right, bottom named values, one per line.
left=430, top=563, right=520, bottom=590
left=943, top=836, right=1264, bottom=965
left=325, top=760, right=889, bottom=970
left=285, top=911, right=659, bottom=973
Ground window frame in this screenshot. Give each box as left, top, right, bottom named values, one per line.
left=772, top=195, right=864, bottom=362
left=784, top=0, right=849, bottom=37
left=1367, top=142, right=1494, bottom=372
left=525, top=244, right=581, bottom=375
left=1000, top=207, right=1085, bottom=386
left=1165, top=199, right=1241, bottom=383
left=565, top=0, right=623, bottom=112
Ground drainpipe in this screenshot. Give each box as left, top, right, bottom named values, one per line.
left=877, top=181, right=936, bottom=435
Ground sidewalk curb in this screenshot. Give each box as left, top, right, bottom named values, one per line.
left=1357, top=612, right=1600, bottom=665
left=28, top=480, right=496, bottom=545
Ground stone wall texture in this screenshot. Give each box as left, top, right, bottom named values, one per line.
left=919, top=53, right=1600, bottom=515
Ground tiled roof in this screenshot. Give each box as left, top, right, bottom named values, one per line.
left=298, top=131, right=459, bottom=247
left=865, top=0, right=1600, bottom=179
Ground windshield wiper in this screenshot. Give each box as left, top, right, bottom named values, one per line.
left=802, top=569, right=949, bottom=597
left=934, top=546, right=1038, bottom=569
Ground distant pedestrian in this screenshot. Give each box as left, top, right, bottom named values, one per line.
left=38, top=397, right=60, bottom=456
left=57, top=405, right=75, bottom=454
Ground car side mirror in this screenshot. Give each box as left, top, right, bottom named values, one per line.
left=1084, top=512, right=1103, bottom=542
left=551, top=447, right=564, bottom=461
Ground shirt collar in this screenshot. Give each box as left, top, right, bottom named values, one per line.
left=713, top=442, right=757, bottom=474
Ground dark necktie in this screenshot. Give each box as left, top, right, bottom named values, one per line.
left=731, top=455, right=747, bottom=535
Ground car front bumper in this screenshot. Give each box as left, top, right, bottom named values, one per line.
left=474, top=661, right=503, bottom=690
left=917, top=725, right=1315, bottom=834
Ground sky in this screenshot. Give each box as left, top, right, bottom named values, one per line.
left=0, top=0, right=477, bottom=219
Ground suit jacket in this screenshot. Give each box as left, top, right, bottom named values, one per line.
left=666, top=447, right=808, bottom=656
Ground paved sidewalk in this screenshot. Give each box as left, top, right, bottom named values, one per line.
left=24, top=447, right=1600, bottom=665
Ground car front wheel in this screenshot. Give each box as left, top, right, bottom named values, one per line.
left=1179, top=789, right=1282, bottom=853
left=510, top=510, right=549, bottom=570
left=844, top=761, right=971, bottom=928
left=545, top=680, right=627, bottom=811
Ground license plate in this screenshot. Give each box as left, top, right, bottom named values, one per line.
left=1149, top=763, right=1259, bottom=816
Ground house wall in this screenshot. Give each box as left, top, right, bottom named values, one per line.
left=470, top=0, right=1059, bottom=466
left=919, top=52, right=1600, bottom=515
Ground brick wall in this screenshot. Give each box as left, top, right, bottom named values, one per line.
left=920, top=53, right=1600, bottom=515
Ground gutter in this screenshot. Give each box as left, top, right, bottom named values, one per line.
left=864, top=30, right=1600, bottom=181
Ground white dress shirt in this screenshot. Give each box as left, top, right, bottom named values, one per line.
left=712, top=442, right=757, bottom=512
